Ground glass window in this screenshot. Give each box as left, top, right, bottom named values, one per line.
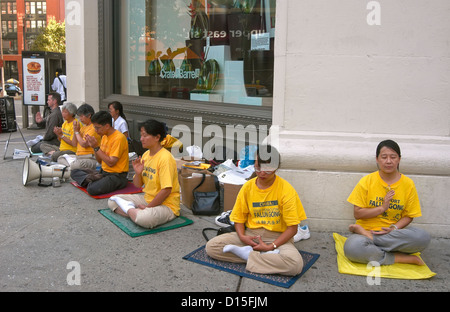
left=116, top=0, right=276, bottom=107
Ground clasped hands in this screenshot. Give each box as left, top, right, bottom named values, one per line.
left=239, top=234, right=274, bottom=252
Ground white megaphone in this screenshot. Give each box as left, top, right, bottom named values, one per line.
left=23, top=157, right=71, bottom=186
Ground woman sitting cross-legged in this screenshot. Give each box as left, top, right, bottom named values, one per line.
left=107, top=119, right=180, bottom=229
left=206, top=145, right=307, bottom=276
left=344, top=139, right=431, bottom=266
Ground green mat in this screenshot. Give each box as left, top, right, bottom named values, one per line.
left=99, top=209, right=193, bottom=237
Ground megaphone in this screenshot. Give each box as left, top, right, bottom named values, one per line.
left=23, top=157, right=71, bottom=186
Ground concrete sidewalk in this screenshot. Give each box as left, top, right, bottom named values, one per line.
left=1, top=128, right=449, bottom=293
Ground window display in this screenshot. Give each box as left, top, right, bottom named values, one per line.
left=117, top=0, right=276, bottom=107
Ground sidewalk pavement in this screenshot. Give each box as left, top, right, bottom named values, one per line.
left=1, top=128, right=449, bottom=293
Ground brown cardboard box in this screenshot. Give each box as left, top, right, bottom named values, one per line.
left=175, top=157, right=205, bottom=171
left=222, top=172, right=256, bottom=211
left=179, top=172, right=217, bottom=209
left=223, top=183, right=243, bottom=211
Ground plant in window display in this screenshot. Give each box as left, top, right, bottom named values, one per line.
left=227, top=0, right=262, bottom=60
left=180, top=45, right=193, bottom=73
left=147, top=50, right=162, bottom=76
left=194, top=46, right=220, bottom=93
left=232, top=0, right=257, bottom=13
left=160, top=48, right=177, bottom=75
left=188, top=0, right=209, bottom=40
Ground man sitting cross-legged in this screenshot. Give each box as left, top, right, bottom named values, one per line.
left=71, top=111, right=129, bottom=196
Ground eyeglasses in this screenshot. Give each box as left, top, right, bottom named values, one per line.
left=254, top=165, right=277, bottom=174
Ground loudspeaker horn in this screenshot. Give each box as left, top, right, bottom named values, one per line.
left=23, top=157, right=71, bottom=186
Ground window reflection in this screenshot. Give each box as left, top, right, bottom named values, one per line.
left=118, top=0, right=275, bottom=107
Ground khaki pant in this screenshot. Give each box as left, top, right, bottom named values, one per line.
left=58, top=154, right=98, bottom=170
left=40, top=142, right=75, bottom=162
left=108, top=193, right=176, bottom=229
left=205, top=228, right=303, bottom=276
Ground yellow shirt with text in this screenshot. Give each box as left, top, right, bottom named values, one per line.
left=76, top=123, right=101, bottom=156
left=140, top=148, right=180, bottom=216
left=100, top=130, right=129, bottom=173
left=347, top=171, right=422, bottom=231
left=59, top=120, right=77, bottom=153
left=230, top=176, right=307, bottom=232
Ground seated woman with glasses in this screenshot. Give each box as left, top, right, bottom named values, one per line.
left=206, top=145, right=307, bottom=276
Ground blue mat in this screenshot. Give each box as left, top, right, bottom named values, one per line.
left=183, top=245, right=319, bottom=288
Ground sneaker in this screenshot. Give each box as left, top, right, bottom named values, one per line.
left=215, top=211, right=234, bottom=228
left=294, top=224, right=310, bottom=242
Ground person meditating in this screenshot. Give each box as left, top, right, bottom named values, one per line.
left=71, top=111, right=129, bottom=196
left=57, top=103, right=101, bottom=170
left=344, top=140, right=430, bottom=266
left=107, top=119, right=180, bottom=229
left=206, top=145, right=307, bottom=276
left=39, top=102, right=78, bottom=162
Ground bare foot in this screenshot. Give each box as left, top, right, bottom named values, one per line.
left=349, top=224, right=373, bottom=240
left=394, top=253, right=426, bottom=266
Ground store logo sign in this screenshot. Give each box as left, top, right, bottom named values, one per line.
left=160, top=68, right=200, bottom=80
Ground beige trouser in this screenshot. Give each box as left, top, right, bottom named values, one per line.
left=205, top=228, right=304, bottom=276
left=107, top=193, right=176, bottom=229
left=57, top=154, right=98, bottom=170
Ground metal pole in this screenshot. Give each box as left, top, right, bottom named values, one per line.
left=0, top=0, right=6, bottom=97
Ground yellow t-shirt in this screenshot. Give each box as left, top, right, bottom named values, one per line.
left=230, top=176, right=307, bottom=232
left=347, top=171, right=422, bottom=231
left=140, top=148, right=180, bottom=216
left=100, top=130, right=129, bottom=173
left=59, top=120, right=77, bottom=153
left=76, top=123, right=101, bottom=156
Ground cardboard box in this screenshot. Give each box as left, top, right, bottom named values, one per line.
left=179, top=172, right=217, bottom=209
left=221, top=172, right=256, bottom=211
left=222, top=183, right=243, bottom=211
left=175, top=157, right=208, bottom=172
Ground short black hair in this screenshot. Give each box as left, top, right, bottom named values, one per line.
left=91, top=111, right=113, bottom=126
left=139, top=119, right=167, bottom=142
left=49, top=92, right=61, bottom=105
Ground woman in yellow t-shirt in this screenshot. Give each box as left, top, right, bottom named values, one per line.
left=206, top=145, right=307, bottom=276
left=344, top=140, right=430, bottom=266
left=40, top=102, right=78, bottom=162
left=57, top=103, right=101, bottom=170
left=108, top=119, right=180, bottom=229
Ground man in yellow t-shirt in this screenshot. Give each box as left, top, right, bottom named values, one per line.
left=206, top=145, right=307, bottom=276
left=71, top=111, right=129, bottom=196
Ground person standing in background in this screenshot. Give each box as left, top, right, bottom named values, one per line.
left=52, top=68, right=67, bottom=102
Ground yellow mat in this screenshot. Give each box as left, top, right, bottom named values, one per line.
left=333, top=233, right=436, bottom=280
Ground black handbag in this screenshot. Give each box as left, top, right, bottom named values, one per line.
left=202, top=225, right=235, bottom=241
left=192, top=173, right=221, bottom=216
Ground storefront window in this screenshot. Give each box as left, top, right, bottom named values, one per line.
left=117, top=0, right=276, bottom=107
